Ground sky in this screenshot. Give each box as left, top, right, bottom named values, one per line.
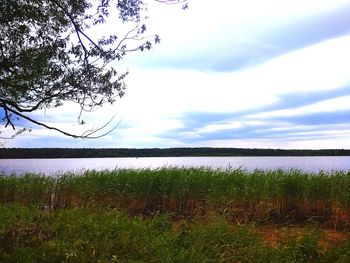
left=3, top=0, right=350, bottom=149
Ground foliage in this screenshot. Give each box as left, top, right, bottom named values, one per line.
left=0, top=0, right=186, bottom=139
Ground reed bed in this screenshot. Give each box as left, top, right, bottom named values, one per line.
left=1, top=168, right=350, bottom=228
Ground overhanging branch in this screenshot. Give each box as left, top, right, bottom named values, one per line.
left=1, top=102, right=119, bottom=139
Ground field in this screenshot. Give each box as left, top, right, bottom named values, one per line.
left=1, top=168, right=350, bottom=262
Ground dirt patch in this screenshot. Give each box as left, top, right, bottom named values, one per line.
left=319, top=229, right=350, bottom=250
left=257, top=225, right=350, bottom=249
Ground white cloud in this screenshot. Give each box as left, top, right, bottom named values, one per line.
left=14, top=32, right=350, bottom=148
left=246, top=95, right=350, bottom=119
left=7, top=0, right=350, bottom=149
left=122, top=35, right=350, bottom=119
left=122, top=0, right=350, bottom=69
left=192, top=127, right=350, bottom=149
left=146, top=0, right=350, bottom=43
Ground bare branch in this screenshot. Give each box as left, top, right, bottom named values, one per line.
left=3, top=106, right=15, bottom=130
left=2, top=103, right=119, bottom=139
left=154, top=0, right=187, bottom=5
left=0, top=128, right=30, bottom=140
left=81, top=115, right=122, bottom=138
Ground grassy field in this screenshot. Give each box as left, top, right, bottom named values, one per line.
left=1, top=168, right=350, bottom=262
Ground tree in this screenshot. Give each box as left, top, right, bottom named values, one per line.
left=0, top=0, right=187, bottom=140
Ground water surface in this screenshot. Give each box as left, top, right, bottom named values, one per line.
left=1, top=156, right=350, bottom=175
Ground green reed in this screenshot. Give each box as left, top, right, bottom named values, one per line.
left=1, top=168, right=350, bottom=227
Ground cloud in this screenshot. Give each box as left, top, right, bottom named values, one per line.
left=272, top=110, right=350, bottom=126
left=267, top=85, right=350, bottom=111
left=158, top=87, right=350, bottom=146
left=160, top=114, right=350, bottom=146
left=124, top=1, right=350, bottom=72
left=4, top=1, right=350, bottom=149
left=21, top=33, right=348, bottom=149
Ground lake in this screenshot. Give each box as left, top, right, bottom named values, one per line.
left=1, top=156, right=350, bottom=175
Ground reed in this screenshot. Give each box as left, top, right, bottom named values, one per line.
left=1, top=168, right=350, bottom=228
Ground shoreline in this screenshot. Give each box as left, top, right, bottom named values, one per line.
left=1, top=147, right=350, bottom=159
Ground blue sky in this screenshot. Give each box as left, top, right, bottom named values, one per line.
left=3, top=0, right=350, bottom=149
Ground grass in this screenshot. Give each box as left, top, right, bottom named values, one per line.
left=1, top=168, right=350, bottom=227
left=1, top=205, right=350, bottom=262
left=1, top=168, right=350, bottom=262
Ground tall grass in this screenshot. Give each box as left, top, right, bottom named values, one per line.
left=1, top=205, right=350, bottom=262
left=1, top=168, right=350, bottom=228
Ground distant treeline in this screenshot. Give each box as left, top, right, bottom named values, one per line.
left=1, top=147, right=350, bottom=159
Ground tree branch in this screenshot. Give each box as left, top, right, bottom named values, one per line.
left=3, top=106, right=15, bottom=130
left=1, top=103, right=119, bottom=139
left=0, top=88, right=67, bottom=113
left=1, top=0, right=185, bottom=141
left=48, top=0, right=104, bottom=64
left=154, top=0, right=186, bottom=4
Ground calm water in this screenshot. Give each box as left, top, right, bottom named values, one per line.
left=0, top=156, right=350, bottom=175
